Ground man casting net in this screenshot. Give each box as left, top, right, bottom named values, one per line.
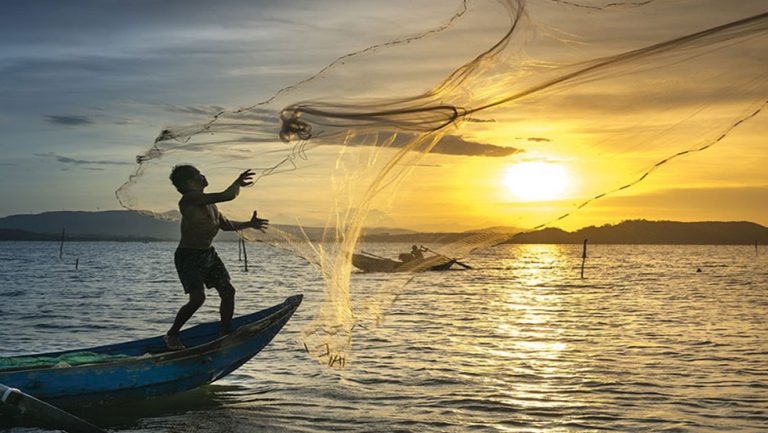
left=116, top=0, right=768, bottom=365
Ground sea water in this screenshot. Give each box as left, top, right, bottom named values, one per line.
left=0, top=241, right=766, bottom=432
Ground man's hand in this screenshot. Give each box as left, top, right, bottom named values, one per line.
left=250, top=210, right=269, bottom=232
left=235, top=169, right=255, bottom=187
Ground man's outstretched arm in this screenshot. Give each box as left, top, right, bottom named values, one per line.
left=183, top=170, right=254, bottom=205
left=220, top=211, right=269, bottom=232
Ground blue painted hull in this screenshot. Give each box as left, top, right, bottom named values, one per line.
left=0, top=294, right=302, bottom=406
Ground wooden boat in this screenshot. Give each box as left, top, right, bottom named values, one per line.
left=0, top=294, right=302, bottom=407
left=351, top=254, right=455, bottom=273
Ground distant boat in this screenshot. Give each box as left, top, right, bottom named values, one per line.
left=352, top=253, right=456, bottom=273
left=0, top=295, right=302, bottom=407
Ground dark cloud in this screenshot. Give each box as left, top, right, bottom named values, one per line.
left=337, top=132, right=523, bottom=157
left=527, top=137, right=552, bottom=142
left=44, top=115, right=93, bottom=126
left=433, top=134, right=523, bottom=157
left=34, top=152, right=131, bottom=166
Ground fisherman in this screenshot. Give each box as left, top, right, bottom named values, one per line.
left=165, top=165, right=268, bottom=350
left=411, top=244, right=427, bottom=260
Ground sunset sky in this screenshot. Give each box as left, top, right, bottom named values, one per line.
left=1, top=0, right=766, bottom=232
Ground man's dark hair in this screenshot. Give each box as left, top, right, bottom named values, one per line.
left=170, top=165, right=198, bottom=193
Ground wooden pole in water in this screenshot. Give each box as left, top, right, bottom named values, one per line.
left=59, top=227, right=65, bottom=260
left=580, top=239, right=588, bottom=279
left=238, top=237, right=242, bottom=261
left=0, top=383, right=106, bottom=433
left=75, top=258, right=79, bottom=270
left=242, top=238, right=249, bottom=272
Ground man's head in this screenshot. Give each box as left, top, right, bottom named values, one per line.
left=170, top=165, right=208, bottom=193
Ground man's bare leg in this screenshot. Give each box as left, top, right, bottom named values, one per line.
left=166, top=290, right=206, bottom=349
left=216, top=282, right=235, bottom=336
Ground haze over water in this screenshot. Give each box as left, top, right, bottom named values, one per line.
left=1, top=241, right=766, bottom=432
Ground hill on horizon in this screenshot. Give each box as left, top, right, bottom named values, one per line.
left=507, top=220, right=768, bottom=245
left=0, top=211, right=767, bottom=244
left=0, top=211, right=418, bottom=242
left=0, top=210, right=180, bottom=240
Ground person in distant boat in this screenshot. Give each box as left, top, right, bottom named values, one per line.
left=164, top=165, right=269, bottom=350
left=411, top=244, right=427, bottom=260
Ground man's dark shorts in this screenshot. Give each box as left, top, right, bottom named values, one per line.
left=175, top=247, right=231, bottom=293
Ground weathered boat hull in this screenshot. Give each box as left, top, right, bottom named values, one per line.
left=352, top=254, right=455, bottom=273
left=0, top=294, right=302, bottom=406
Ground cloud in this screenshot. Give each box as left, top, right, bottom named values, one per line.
left=112, top=119, right=139, bottom=126
left=336, top=132, right=523, bottom=157
left=34, top=152, right=131, bottom=166
left=527, top=137, right=551, bottom=142
left=432, top=134, right=523, bottom=157
left=44, top=115, right=92, bottom=126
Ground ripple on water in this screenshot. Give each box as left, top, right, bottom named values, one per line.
left=0, top=242, right=767, bottom=432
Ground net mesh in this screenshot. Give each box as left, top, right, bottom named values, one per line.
left=115, top=0, right=768, bottom=366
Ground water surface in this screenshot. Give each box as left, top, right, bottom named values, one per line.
left=1, top=242, right=766, bottom=432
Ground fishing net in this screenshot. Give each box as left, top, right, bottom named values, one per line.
left=116, top=0, right=768, bottom=366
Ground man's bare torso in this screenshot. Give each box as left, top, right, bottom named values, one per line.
left=178, top=196, right=225, bottom=249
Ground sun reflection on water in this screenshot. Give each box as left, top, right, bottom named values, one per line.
left=3, top=242, right=766, bottom=431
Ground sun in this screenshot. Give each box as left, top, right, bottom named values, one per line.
left=503, top=162, right=569, bottom=201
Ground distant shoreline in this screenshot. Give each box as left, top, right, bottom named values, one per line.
left=0, top=238, right=764, bottom=246
left=1, top=212, right=767, bottom=245
left=2, top=235, right=767, bottom=246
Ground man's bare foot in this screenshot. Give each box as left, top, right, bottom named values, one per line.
left=164, top=333, right=186, bottom=350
